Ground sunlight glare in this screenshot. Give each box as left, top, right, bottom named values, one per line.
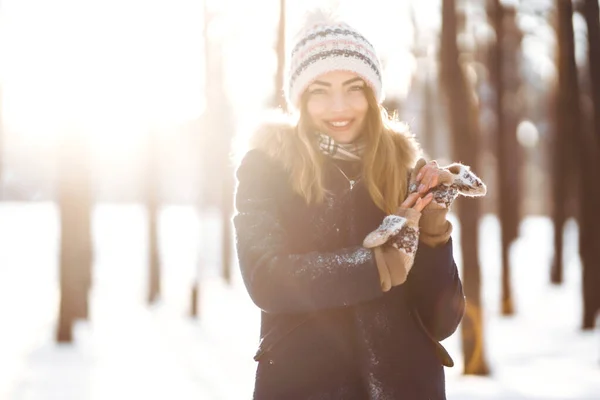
left=0, top=0, right=205, bottom=150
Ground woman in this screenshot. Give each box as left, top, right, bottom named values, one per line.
left=234, top=11, right=486, bottom=400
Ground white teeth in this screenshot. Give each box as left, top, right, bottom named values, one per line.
left=329, top=121, right=350, bottom=127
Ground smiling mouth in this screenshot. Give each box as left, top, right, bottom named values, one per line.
left=326, top=119, right=354, bottom=129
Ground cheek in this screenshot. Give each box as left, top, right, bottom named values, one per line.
left=351, top=96, right=369, bottom=119
left=306, top=99, right=326, bottom=122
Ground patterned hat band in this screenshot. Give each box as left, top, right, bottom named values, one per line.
left=285, top=20, right=384, bottom=111
left=290, top=27, right=374, bottom=56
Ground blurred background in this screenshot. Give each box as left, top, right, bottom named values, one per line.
left=0, top=0, right=599, bottom=399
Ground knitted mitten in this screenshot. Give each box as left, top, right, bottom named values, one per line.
left=410, top=158, right=487, bottom=247
left=363, top=208, right=421, bottom=291
left=409, top=158, right=487, bottom=207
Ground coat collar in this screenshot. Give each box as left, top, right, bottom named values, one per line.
left=241, top=116, right=421, bottom=170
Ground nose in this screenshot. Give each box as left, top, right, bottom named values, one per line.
left=330, top=92, right=349, bottom=112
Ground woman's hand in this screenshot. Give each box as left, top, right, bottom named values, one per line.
left=370, top=193, right=431, bottom=292
left=415, top=160, right=447, bottom=195
left=364, top=192, right=430, bottom=250
left=400, top=191, right=433, bottom=213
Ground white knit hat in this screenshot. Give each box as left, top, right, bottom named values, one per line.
left=285, top=10, right=384, bottom=110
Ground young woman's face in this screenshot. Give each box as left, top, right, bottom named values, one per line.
left=305, top=71, right=369, bottom=144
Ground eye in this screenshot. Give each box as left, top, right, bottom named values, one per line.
left=309, top=88, right=327, bottom=95
left=349, top=85, right=365, bottom=92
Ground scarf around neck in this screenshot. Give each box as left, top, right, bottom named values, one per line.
left=316, top=132, right=366, bottom=162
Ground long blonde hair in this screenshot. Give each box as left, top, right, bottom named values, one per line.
left=265, top=86, right=419, bottom=215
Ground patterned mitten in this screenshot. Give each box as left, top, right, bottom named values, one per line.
left=410, top=158, right=487, bottom=247
left=363, top=208, right=421, bottom=291
left=409, top=158, right=487, bottom=208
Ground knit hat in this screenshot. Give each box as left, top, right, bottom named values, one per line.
left=285, top=10, right=384, bottom=110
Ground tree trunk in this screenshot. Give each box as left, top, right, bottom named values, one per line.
left=550, top=134, right=566, bottom=285
left=0, top=85, right=3, bottom=188
left=221, top=172, right=234, bottom=284
left=147, top=131, right=161, bottom=304
left=213, top=57, right=235, bottom=286
left=190, top=2, right=214, bottom=317
left=552, top=1, right=577, bottom=285
left=274, top=0, right=286, bottom=110
left=76, top=186, right=93, bottom=321
left=550, top=76, right=566, bottom=284
left=440, top=0, right=490, bottom=376
left=581, top=0, right=600, bottom=329
left=421, top=72, right=435, bottom=158
left=556, top=0, right=600, bottom=329
left=203, top=9, right=236, bottom=285
left=584, top=0, right=600, bottom=148
left=489, top=0, right=518, bottom=315
left=56, top=132, right=93, bottom=342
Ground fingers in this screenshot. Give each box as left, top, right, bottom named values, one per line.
left=417, top=166, right=433, bottom=193
left=400, top=192, right=421, bottom=209
left=416, top=160, right=437, bottom=181
left=411, top=158, right=427, bottom=184
left=412, top=193, right=433, bottom=212
left=417, top=161, right=441, bottom=194
left=420, top=173, right=439, bottom=193
left=402, top=189, right=435, bottom=212
left=401, top=192, right=433, bottom=213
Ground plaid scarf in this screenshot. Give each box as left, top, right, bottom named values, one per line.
left=316, top=132, right=366, bottom=161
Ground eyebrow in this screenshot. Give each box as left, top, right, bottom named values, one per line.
left=310, top=77, right=365, bottom=87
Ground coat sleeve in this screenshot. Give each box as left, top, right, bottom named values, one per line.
left=233, top=150, right=384, bottom=314
left=405, top=238, right=465, bottom=341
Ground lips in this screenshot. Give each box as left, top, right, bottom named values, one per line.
left=326, top=119, right=354, bottom=130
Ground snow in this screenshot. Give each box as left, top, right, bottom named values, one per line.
left=444, top=215, right=600, bottom=399
left=0, top=203, right=599, bottom=399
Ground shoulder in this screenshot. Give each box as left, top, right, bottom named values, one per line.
left=235, top=147, right=290, bottom=209
left=236, top=114, right=297, bottom=173
left=235, top=118, right=296, bottom=189
left=236, top=149, right=280, bottom=182
left=237, top=110, right=296, bottom=162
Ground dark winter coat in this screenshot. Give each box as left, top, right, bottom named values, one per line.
left=233, top=123, right=465, bottom=400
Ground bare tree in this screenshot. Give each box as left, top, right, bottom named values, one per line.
left=213, top=48, right=236, bottom=287
left=583, top=1, right=600, bottom=148
left=201, top=7, right=236, bottom=285
left=440, top=0, right=490, bottom=375
left=555, top=0, right=600, bottom=330
left=146, top=130, right=161, bottom=304
left=579, top=0, right=600, bottom=329
left=221, top=134, right=235, bottom=286
left=420, top=73, right=436, bottom=157
left=190, top=2, right=213, bottom=317
left=552, top=1, right=582, bottom=286
left=549, top=96, right=568, bottom=286
left=487, top=1, right=523, bottom=315
left=56, top=132, right=93, bottom=342
left=409, top=1, right=436, bottom=156
left=0, top=85, right=3, bottom=186
left=274, top=0, right=287, bottom=110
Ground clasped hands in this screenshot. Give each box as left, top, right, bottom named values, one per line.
left=363, top=158, right=487, bottom=292
left=363, top=159, right=451, bottom=292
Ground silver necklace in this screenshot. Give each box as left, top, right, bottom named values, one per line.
left=333, top=164, right=361, bottom=190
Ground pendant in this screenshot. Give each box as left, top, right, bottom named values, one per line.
left=349, top=180, right=356, bottom=190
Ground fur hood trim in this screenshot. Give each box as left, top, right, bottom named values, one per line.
left=240, top=116, right=421, bottom=169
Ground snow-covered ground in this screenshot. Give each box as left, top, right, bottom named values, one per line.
left=0, top=203, right=598, bottom=399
